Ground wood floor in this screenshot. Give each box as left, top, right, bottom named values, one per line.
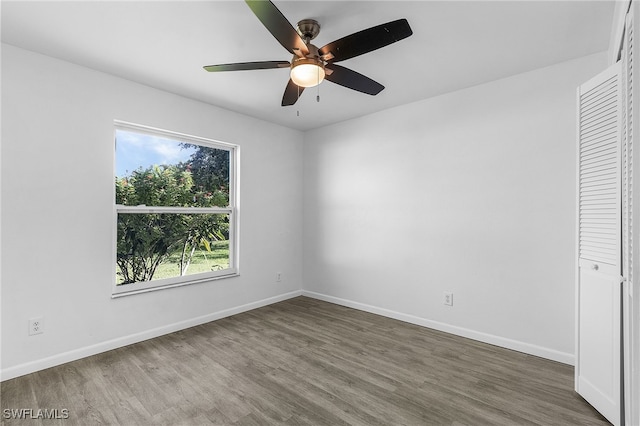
left=1, top=297, right=609, bottom=425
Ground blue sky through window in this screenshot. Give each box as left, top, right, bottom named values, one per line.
left=115, top=130, right=196, bottom=178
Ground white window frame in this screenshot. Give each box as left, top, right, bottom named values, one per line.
left=112, top=120, right=239, bottom=298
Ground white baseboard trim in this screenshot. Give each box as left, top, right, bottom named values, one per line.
left=1, top=290, right=303, bottom=382
left=302, top=290, right=574, bottom=366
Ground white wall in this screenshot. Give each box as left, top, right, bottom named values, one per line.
left=302, top=52, right=608, bottom=364
left=1, top=44, right=304, bottom=379
left=0, top=41, right=612, bottom=378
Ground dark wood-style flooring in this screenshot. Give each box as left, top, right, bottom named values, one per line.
left=1, top=297, right=610, bottom=425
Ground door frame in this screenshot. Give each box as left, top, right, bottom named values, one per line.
left=610, top=2, right=638, bottom=424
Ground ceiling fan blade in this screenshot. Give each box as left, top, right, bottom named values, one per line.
left=324, top=64, right=384, bottom=95
left=282, top=79, right=304, bottom=106
left=204, top=61, right=290, bottom=72
left=319, top=19, right=413, bottom=63
left=245, top=0, right=309, bottom=57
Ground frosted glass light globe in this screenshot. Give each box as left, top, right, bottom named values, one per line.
left=290, top=62, right=325, bottom=88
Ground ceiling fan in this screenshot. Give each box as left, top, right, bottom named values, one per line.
left=204, top=0, right=413, bottom=106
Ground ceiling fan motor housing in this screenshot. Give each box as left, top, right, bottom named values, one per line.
left=293, top=42, right=323, bottom=62
left=291, top=28, right=325, bottom=78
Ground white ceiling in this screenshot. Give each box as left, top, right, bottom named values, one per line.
left=1, top=1, right=615, bottom=131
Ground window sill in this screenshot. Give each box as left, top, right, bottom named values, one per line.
left=111, top=271, right=239, bottom=298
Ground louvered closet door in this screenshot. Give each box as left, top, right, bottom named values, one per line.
left=576, top=62, right=623, bottom=426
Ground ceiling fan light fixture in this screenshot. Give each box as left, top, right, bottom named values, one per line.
left=290, top=58, right=325, bottom=88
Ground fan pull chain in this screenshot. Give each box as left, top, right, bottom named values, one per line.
left=316, top=66, right=321, bottom=102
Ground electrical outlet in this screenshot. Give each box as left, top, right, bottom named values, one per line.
left=29, top=317, right=44, bottom=336
left=443, top=292, right=453, bottom=306
left=276, top=272, right=282, bottom=282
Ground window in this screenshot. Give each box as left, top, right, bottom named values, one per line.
left=113, top=121, right=238, bottom=297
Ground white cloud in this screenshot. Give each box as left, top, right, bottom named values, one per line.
left=152, top=138, right=192, bottom=164
left=116, top=130, right=196, bottom=177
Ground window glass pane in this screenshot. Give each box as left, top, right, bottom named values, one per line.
left=115, top=130, right=230, bottom=207
left=116, top=213, right=230, bottom=285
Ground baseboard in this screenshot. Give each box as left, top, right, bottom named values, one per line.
left=0, top=290, right=303, bottom=382
left=302, top=290, right=575, bottom=365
